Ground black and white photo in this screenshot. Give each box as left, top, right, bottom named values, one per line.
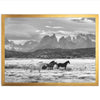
left=2, top=15, right=98, bottom=85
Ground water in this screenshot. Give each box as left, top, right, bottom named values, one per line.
left=5, top=58, right=95, bottom=83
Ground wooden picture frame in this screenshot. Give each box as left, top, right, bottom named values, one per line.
left=1, top=14, right=99, bottom=86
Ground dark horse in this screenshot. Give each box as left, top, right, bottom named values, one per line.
left=42, top=64, right=48, bottom=70
left=57, top=61, right=70, bottom=70
left=42, top=61, right=57, bottom=70
left=48, top=61, right=57, bottom=70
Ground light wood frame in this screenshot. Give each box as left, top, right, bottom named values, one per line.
left=1, top=14, right=99, bottom=86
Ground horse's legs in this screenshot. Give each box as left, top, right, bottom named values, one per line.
left=51, top=67, right=53, bottom=70
left=65, top=66, right=66, bottom=70
left=57, top=66, right=59, bottom=69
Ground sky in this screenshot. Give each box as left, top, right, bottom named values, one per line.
left=5, top=17, right=95, bottom=41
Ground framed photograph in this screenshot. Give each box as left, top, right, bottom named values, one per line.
left=1, top=14, right=99, bottom=86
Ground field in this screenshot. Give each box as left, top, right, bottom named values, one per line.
left=5, top=58, right=95, bottom=83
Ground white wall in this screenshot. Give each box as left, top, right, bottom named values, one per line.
left=0, top=0, right=100, bottom=100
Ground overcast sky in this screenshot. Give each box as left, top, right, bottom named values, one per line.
left=5, top=17, right=95, bottom=41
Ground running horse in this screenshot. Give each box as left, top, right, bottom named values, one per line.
left=57, top=61, right=70, bottom=70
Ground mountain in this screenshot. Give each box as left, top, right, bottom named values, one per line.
left=5, top=39, right=39, bottom=52
left=5, top=37, right=9, bottom=44
left=59, top=36, right=76, bottom=49
left=74, top=34, right=95, bottom=48
left=21, top=40, right=39, bottom=51
left=59, top=34, right=95, bottom=49
left=5, top=33, right=95, bottom=52
left=33, top=34, right=59, bottom=50
left=73, top=34, right=87, bottom=48
left=5, top=38, right=15, bottom=51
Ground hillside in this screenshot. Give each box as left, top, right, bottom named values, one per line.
left=5, top=34, right=95, bottom=52
left=5, top=48, right=95, bottom=59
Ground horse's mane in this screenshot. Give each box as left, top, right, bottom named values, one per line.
left=65, top=61, right=69, bottom=64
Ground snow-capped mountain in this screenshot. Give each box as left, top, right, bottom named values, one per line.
left=59, top=36, right=76, bottom=49
left=9, top=40, right=28, bottom=45
left=5, top=38, right=39, bottom=52
left=59, top=34, right=95, bottom=49
left=5, top=33, right=95, bottom=52
left=35, top=34, right=59, bottom=50
left=34, top=33, right=95, bottom=50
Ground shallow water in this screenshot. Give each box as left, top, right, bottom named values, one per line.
left=5, top=58, right=95, bottom=83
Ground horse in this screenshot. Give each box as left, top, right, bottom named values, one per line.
left=42, top=64, right=48, bottom=70
left=47, top=61, right=57, bottom=70
left=57, top=61, right=70, bottom=70
left=42, top=61, right=57, bottom=70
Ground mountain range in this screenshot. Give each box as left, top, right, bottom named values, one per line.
left=5, top=33, right=95, bottom=52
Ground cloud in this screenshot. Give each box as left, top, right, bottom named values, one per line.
left=5, top=17, right=95, bottom=40
left=87, top=18, right=95, bottom=22
left=35, top=30, right=40, bottom=32
left=45, top=26, right=51, bottom=28
left=71, top=18, right=95, bottom=23
left=5, top=23, right=42, bottom=40
left=45, top=26, right=63, bottom=29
